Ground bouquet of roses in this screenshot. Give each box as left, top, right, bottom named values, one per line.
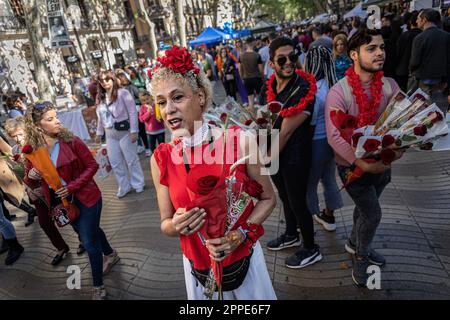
left=331, top=88, right=448, bottom=188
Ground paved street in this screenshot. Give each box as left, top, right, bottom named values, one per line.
left=1, top=84, right=450, bottom=300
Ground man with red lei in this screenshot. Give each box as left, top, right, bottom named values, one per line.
left=325, top=28, right=404, bottom=287
left=259, top=37, right=322, bottom=269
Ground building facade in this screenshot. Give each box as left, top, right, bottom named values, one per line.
left=0, top=0, right=137, bottom=101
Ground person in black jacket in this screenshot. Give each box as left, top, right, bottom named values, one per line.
left=410, top=9, right=450, bottom=112
left=396, top=11, right=422, bottom=92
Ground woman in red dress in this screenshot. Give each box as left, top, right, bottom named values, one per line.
left=150, top=46, right=277, bottom=300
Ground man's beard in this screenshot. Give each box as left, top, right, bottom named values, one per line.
left=359, top=59, right=384, bottom=73
left=275, top=64, right=295, bottom=79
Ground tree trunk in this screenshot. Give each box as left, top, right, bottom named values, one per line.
left=176, top=0, right=187, bottom=47
left=137, top=0, right=157, bottom=58
left=22, top=0, right=54, bottom=101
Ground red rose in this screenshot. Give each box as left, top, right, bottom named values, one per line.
left=244, top=119, right=253, bottom=126
left=105, top=165, right=112, bottom=172
left=380, top=148, right=396, bottom=164
left=220, top=113, right=228, bottom=122
left=340, top=115, right=358, bottom=129
left=22, top=145, right=33, bottom=154
left=413, top=124, right=427, bottom=136
left=196, top=175, right=220, bottom=195
left=244, top=178, right=263, bottom=199
left=268, top=102, right=282, bottom=113
left=158, top=46, right=199, bottom=75
left=428, top=111, right=443, bottom=124
left=101, top=149, right=107, bottom=156
left=363, top=139, right=381, bottom=152
left=256, top=118, right=269, bottom=125
left=208, top=120, right=217, bottom=126
left=382, top=135, right=395, bottom=148
left=13, top=154, right=20, bottom=162
left=351, top=132, right=364, bottom=147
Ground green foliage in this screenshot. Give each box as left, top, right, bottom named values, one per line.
left=256, top=0, right=316, bottom=21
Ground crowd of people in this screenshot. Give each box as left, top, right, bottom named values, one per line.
left=0, top=6, right=449, bottom=300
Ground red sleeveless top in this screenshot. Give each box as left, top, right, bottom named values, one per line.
left=153, top=126, right=261, bottom=269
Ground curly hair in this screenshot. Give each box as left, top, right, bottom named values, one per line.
left=24, top=102, right=73, bottom=149
left=149, top=66, right=212, bottom=112
left=4, top=116, right=25, bottom=136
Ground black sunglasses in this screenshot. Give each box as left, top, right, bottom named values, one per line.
left=276, top=53, right=299, bottom=66
left=35, top=101, right=53, bottom=110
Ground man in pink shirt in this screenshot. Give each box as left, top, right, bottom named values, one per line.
left=325, top=28, right=405, bottom=287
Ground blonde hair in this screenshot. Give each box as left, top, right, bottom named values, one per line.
left=149, top=67, right=212, bottom=112
left=4, top=116, right=25, bottom=137
left=24, top=102, right=74, bottom=149
left=333, top=34, right=348, bottom=59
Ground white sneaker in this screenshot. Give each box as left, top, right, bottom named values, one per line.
left=116, top=188, right=131, bottom=199
left=137, top=145, right=145, bottom=154
left=145, top=149, right=152, bottom=157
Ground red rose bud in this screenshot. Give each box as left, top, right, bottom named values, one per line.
left=363, top=139, right=381, bottom=152
left=380, top=148, right=396, bottom=164
left=382, top=135, right=395, bottom=148
left=351, top=132, right=364, bottom=147
left=413, top=124, right=427, bottom=136
left=428, top=111, right=444, bottom=124
left=13, top=154, right=20, bottom=162
left=268, top=102, right=282, bottom=113
left=244, top=119, right=253, bottom=126
left=256, top=118, right=269, bottom=125
left=101, top=149, right=107, bottom=156
left=343, top=115, right=358, bottom=129
left=22, top=145, right=33, bottom=154
left=208, top=120, right=217, bottom=126
left=220, top=113, right=228, bottom=122
left=197, top=175, right=219, bottom=195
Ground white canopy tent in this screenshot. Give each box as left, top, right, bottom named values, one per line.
left=311, top=13, right=330, bottom=24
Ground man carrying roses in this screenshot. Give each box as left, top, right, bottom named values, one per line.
left=325, top=29, right=404, bottom=287
left=259, top=37, right=322, bottom=269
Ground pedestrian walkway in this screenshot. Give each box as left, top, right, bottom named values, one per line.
left=1, top=83, right=450, bottom=300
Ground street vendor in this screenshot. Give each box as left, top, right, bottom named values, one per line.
left=150, top=45, right=277, bottom=300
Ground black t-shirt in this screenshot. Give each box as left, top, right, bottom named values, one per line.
left=259, top=73, right=315, bottom=164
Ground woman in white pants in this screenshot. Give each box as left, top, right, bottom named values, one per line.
left=96, top=70, right=145, bottom=198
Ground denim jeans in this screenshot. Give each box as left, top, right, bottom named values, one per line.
left=71, top=197, right=113, bottom=287
left=0, top=203, right=16, bottom=239
left=337, top=166, right=391, bottom=257
left=306, top=138, right=343, bottom=215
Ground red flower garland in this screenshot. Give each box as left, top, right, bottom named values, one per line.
left=150, top=45, right=200, bottom=77
left=266, top=69, right=317, bottom=118
left=345, top=66, right=384, bottom=127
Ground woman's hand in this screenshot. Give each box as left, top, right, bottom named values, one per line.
left=130, top=133, right=139, bottom=144
left=55, top=186, right=70, bottom=199
left=206, top=230, right=246, bottom=262
left=172, top=207, right=206, bottom=236
left=28, top=168, right=42, bottom=180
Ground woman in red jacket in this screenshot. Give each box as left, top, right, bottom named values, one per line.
left=24, top=101, right=120, bottom=300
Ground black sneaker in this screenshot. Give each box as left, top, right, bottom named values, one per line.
left=345, top=240, right=385, bottom=267
left=313, top=211, right=336, bottom=231
left=352, top=255, right=370, bottom=287
left=285, top=245, right=322, bottom=269
left=267, top=234, right=301, bottom=251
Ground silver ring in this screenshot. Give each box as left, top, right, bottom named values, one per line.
left=219, top=251, right=225, bottom=258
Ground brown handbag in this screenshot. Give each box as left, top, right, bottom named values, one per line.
left=51, top=195, right=80, bottom=227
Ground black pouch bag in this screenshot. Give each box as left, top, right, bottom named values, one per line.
left=113, top=120, right=130, bottom=131
left=190, top=249, right=253, bottom=292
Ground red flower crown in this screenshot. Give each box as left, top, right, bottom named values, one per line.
left=150, top=46, right=200, bottom=78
